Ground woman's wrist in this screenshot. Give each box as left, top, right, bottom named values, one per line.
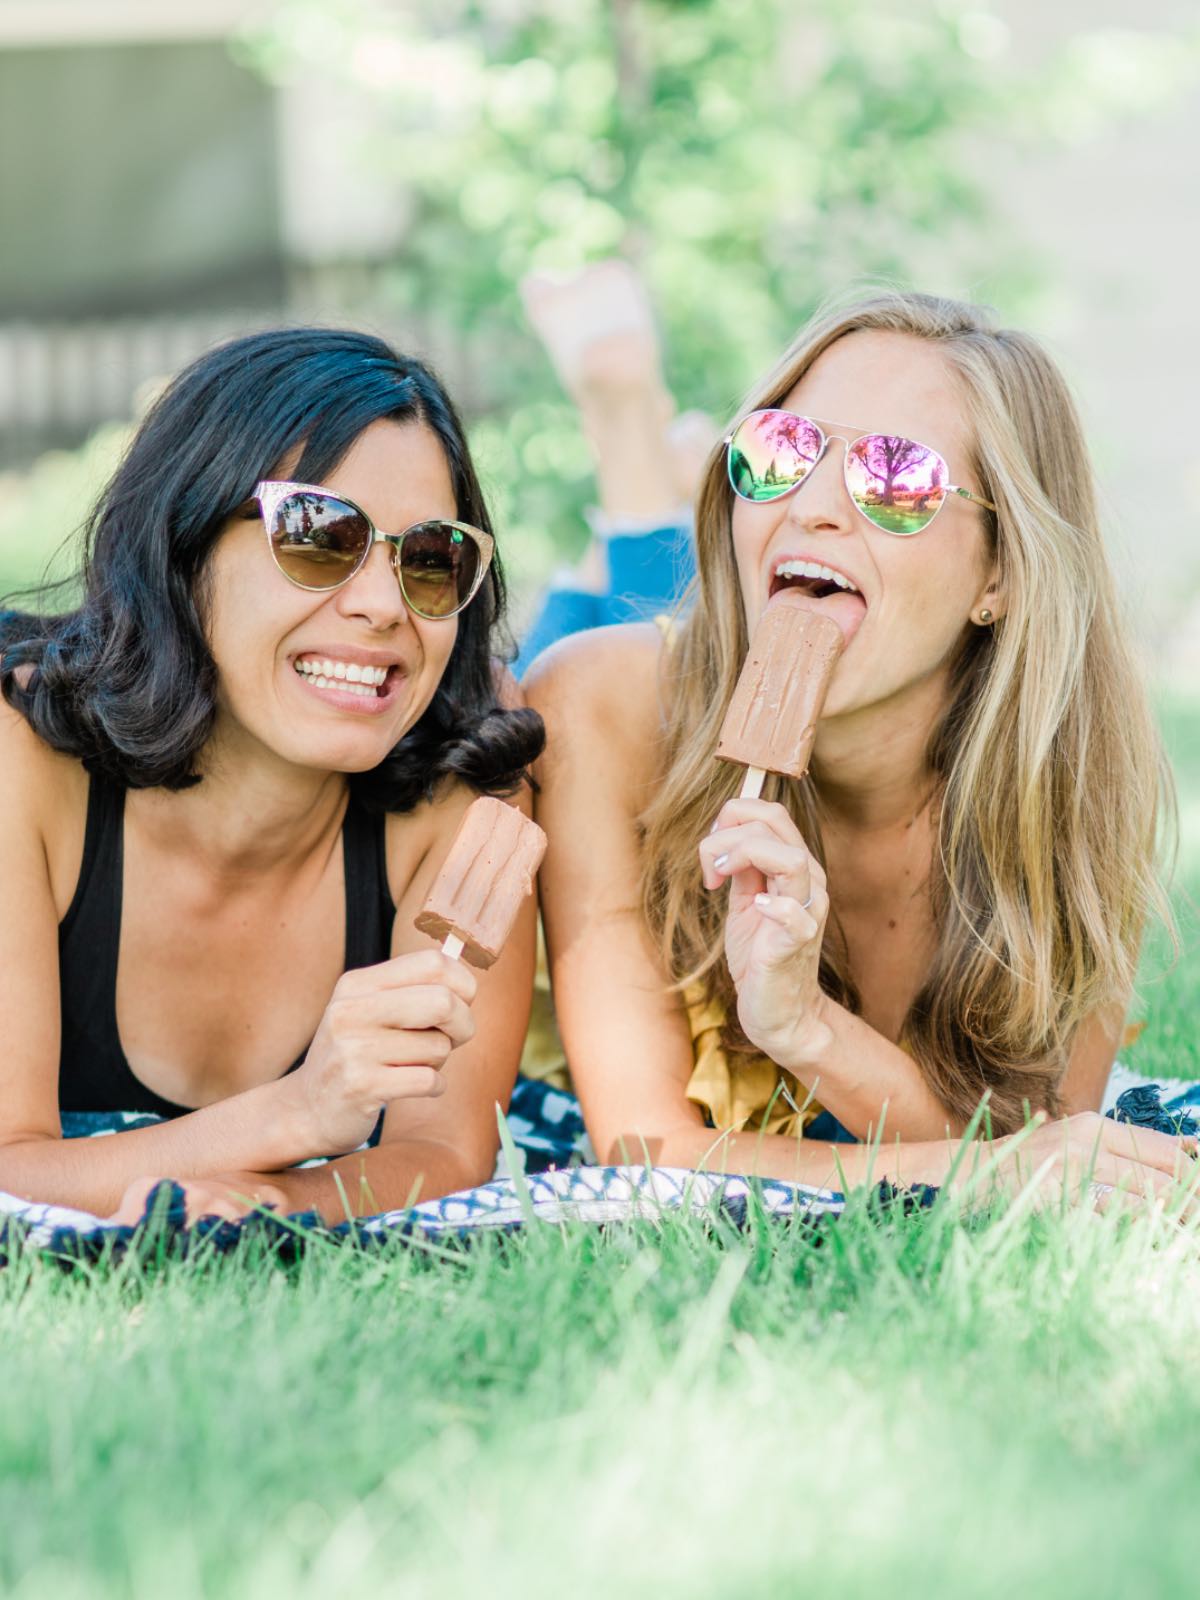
left=765, top=991, right=839, bottom=1076
left=254, top=1074, right=318, bottom=1170
left=836, top=1134, right=958, bottom=1194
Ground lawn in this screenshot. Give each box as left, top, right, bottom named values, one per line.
left=1, top=704, right=1197, bottom=1600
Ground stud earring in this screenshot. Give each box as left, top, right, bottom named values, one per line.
left=978, top=608, right=994, bottom=625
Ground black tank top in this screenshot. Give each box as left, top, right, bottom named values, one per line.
left=57, top=777, right=396, bottom=1116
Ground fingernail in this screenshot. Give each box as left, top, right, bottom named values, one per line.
left=709, top=820, right=720, bottom=835
left=754, top=893, right=772, bottom=908
left=714, top=854, right=729, bottom=870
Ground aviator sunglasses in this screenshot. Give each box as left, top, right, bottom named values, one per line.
left=726, top=409, right=996, bottom=536
left=252, top=480, right=495, bottom=620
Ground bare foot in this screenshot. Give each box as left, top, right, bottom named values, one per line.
left=520, top=260, right=667, bottom=405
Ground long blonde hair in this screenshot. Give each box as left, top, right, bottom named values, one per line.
left=640, top=289, right=1174, bottom=1134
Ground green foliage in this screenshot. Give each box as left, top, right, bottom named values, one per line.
left=236, top=1, right=1197, bottom=590
left=235, top=0, right=1041, bottom=578
left=0, top=422, right=127, bottom=603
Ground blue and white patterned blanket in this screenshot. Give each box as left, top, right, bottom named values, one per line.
left=0, top=1164, right=850, bottom=1262
left=1, top=1070, right=1194, bottom=1263
left=0, top=1078, right=850, bottom=1261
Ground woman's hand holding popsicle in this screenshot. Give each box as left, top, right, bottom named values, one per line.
left=700, top=798, right=834, bottom=1071
left=284, top=950, right=478, bottom=1160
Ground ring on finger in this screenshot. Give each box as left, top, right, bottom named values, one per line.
left=1088, top=1180, right=1115, bottom=1207
left=799, top=892, right=813, bottom=910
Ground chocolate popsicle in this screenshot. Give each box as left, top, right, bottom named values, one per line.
left=415, top=796, right=547, bottom=968
left=716, top=596, right=844, bottom=799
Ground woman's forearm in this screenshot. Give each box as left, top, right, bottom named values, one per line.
left=0, top=1079, right=305, bottom=1216
left=649, top=1119, right=960, bottom=1194
left=782, top=997, right=964, bottom=1143
left=258, top=1138, right=488, bottom=1225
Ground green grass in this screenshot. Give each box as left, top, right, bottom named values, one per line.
left=1122, top=698, right=1200, bottom=1087
left=2, top=705, right=1198, bottom=1600
left=5, top=1198, right=1200, bottom=1598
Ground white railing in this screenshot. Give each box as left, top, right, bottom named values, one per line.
left=0, top=312, right=282, bottom=463
left=0, top=301, right=470, bottom=469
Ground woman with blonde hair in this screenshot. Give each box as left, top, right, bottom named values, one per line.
left=526, top=287, right=1185, bottom=1202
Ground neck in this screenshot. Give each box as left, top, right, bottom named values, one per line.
left=131, top=723, right=350, bottom=880
left=810, top=668, right=950, bottom=835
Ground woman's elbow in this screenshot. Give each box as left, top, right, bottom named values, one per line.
left=595, top=1118, right=706, bottom=1171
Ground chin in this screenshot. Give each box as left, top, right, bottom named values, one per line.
left=258, top=719, right=401, bottom=777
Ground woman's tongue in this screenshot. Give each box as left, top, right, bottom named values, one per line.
left=770, top=579, right=867, bottom=647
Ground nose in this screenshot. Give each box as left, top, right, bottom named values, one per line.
left=780, top=436, right=856, bottom=535
left=333, top=540, right=409, bottom=631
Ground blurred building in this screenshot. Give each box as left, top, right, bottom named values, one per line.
left=0, top=0, right=404, bottom=467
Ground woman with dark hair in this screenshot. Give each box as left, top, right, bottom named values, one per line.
left=0, top=327, right=544, bottom=1224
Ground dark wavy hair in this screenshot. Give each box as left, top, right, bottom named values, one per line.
left=0, top=327, right=543, bottom=810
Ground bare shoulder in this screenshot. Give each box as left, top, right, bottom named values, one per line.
left=0, top=697, right=88, bottom=919
left=523, top=622, right=667, bottom=766
left=0, top=696, right=85, bottom=821
left=490, top=659, right=524, bottom=710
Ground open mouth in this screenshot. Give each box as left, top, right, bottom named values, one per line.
left=291, top=655, right=404, bottom=711
left=768, top=559, right=868, bottom=645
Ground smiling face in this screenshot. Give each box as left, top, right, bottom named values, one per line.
left=204, top=417, right=462, bottom=777
left=730, top=329, right=1002, bottom=724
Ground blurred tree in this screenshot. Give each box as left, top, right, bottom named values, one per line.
left=0, top=423, right=128, bottom=601
left=243, top=0, right=1056, bottom=591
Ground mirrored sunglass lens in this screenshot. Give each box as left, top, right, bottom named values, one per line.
left=270, top=492, right=370, bottom=586
left=728, top=410, right=823, bottom=502
left=398, top=524, right=480, bottom=617
left=845, top=436, right=948, bottom=534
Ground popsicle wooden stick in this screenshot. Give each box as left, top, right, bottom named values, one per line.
left=739, top=767, right=766, bottom=801
left=441, top=934, right=466, bottom=961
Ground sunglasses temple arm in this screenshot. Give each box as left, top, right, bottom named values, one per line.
left=951, top=486, right=998, bottom=512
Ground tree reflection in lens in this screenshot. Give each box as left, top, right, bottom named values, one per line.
left=730, top=411, right=823, bottom=501
left=847, top=436, right=947, bottom=534
left=275, top=492, right=368, bottom=583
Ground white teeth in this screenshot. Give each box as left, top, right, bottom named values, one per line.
left=293, top=657, right=390, bottom=685
left=774, top=559, right=860, bottom=594
left=292, top=656, right=391, bottom=696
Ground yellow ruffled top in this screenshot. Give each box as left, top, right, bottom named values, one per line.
left=681, top=983, right=825, bottom=1138
left=520, top=931, right=826, bottom=1139
left=519, top=930, right=573, bottom=1092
